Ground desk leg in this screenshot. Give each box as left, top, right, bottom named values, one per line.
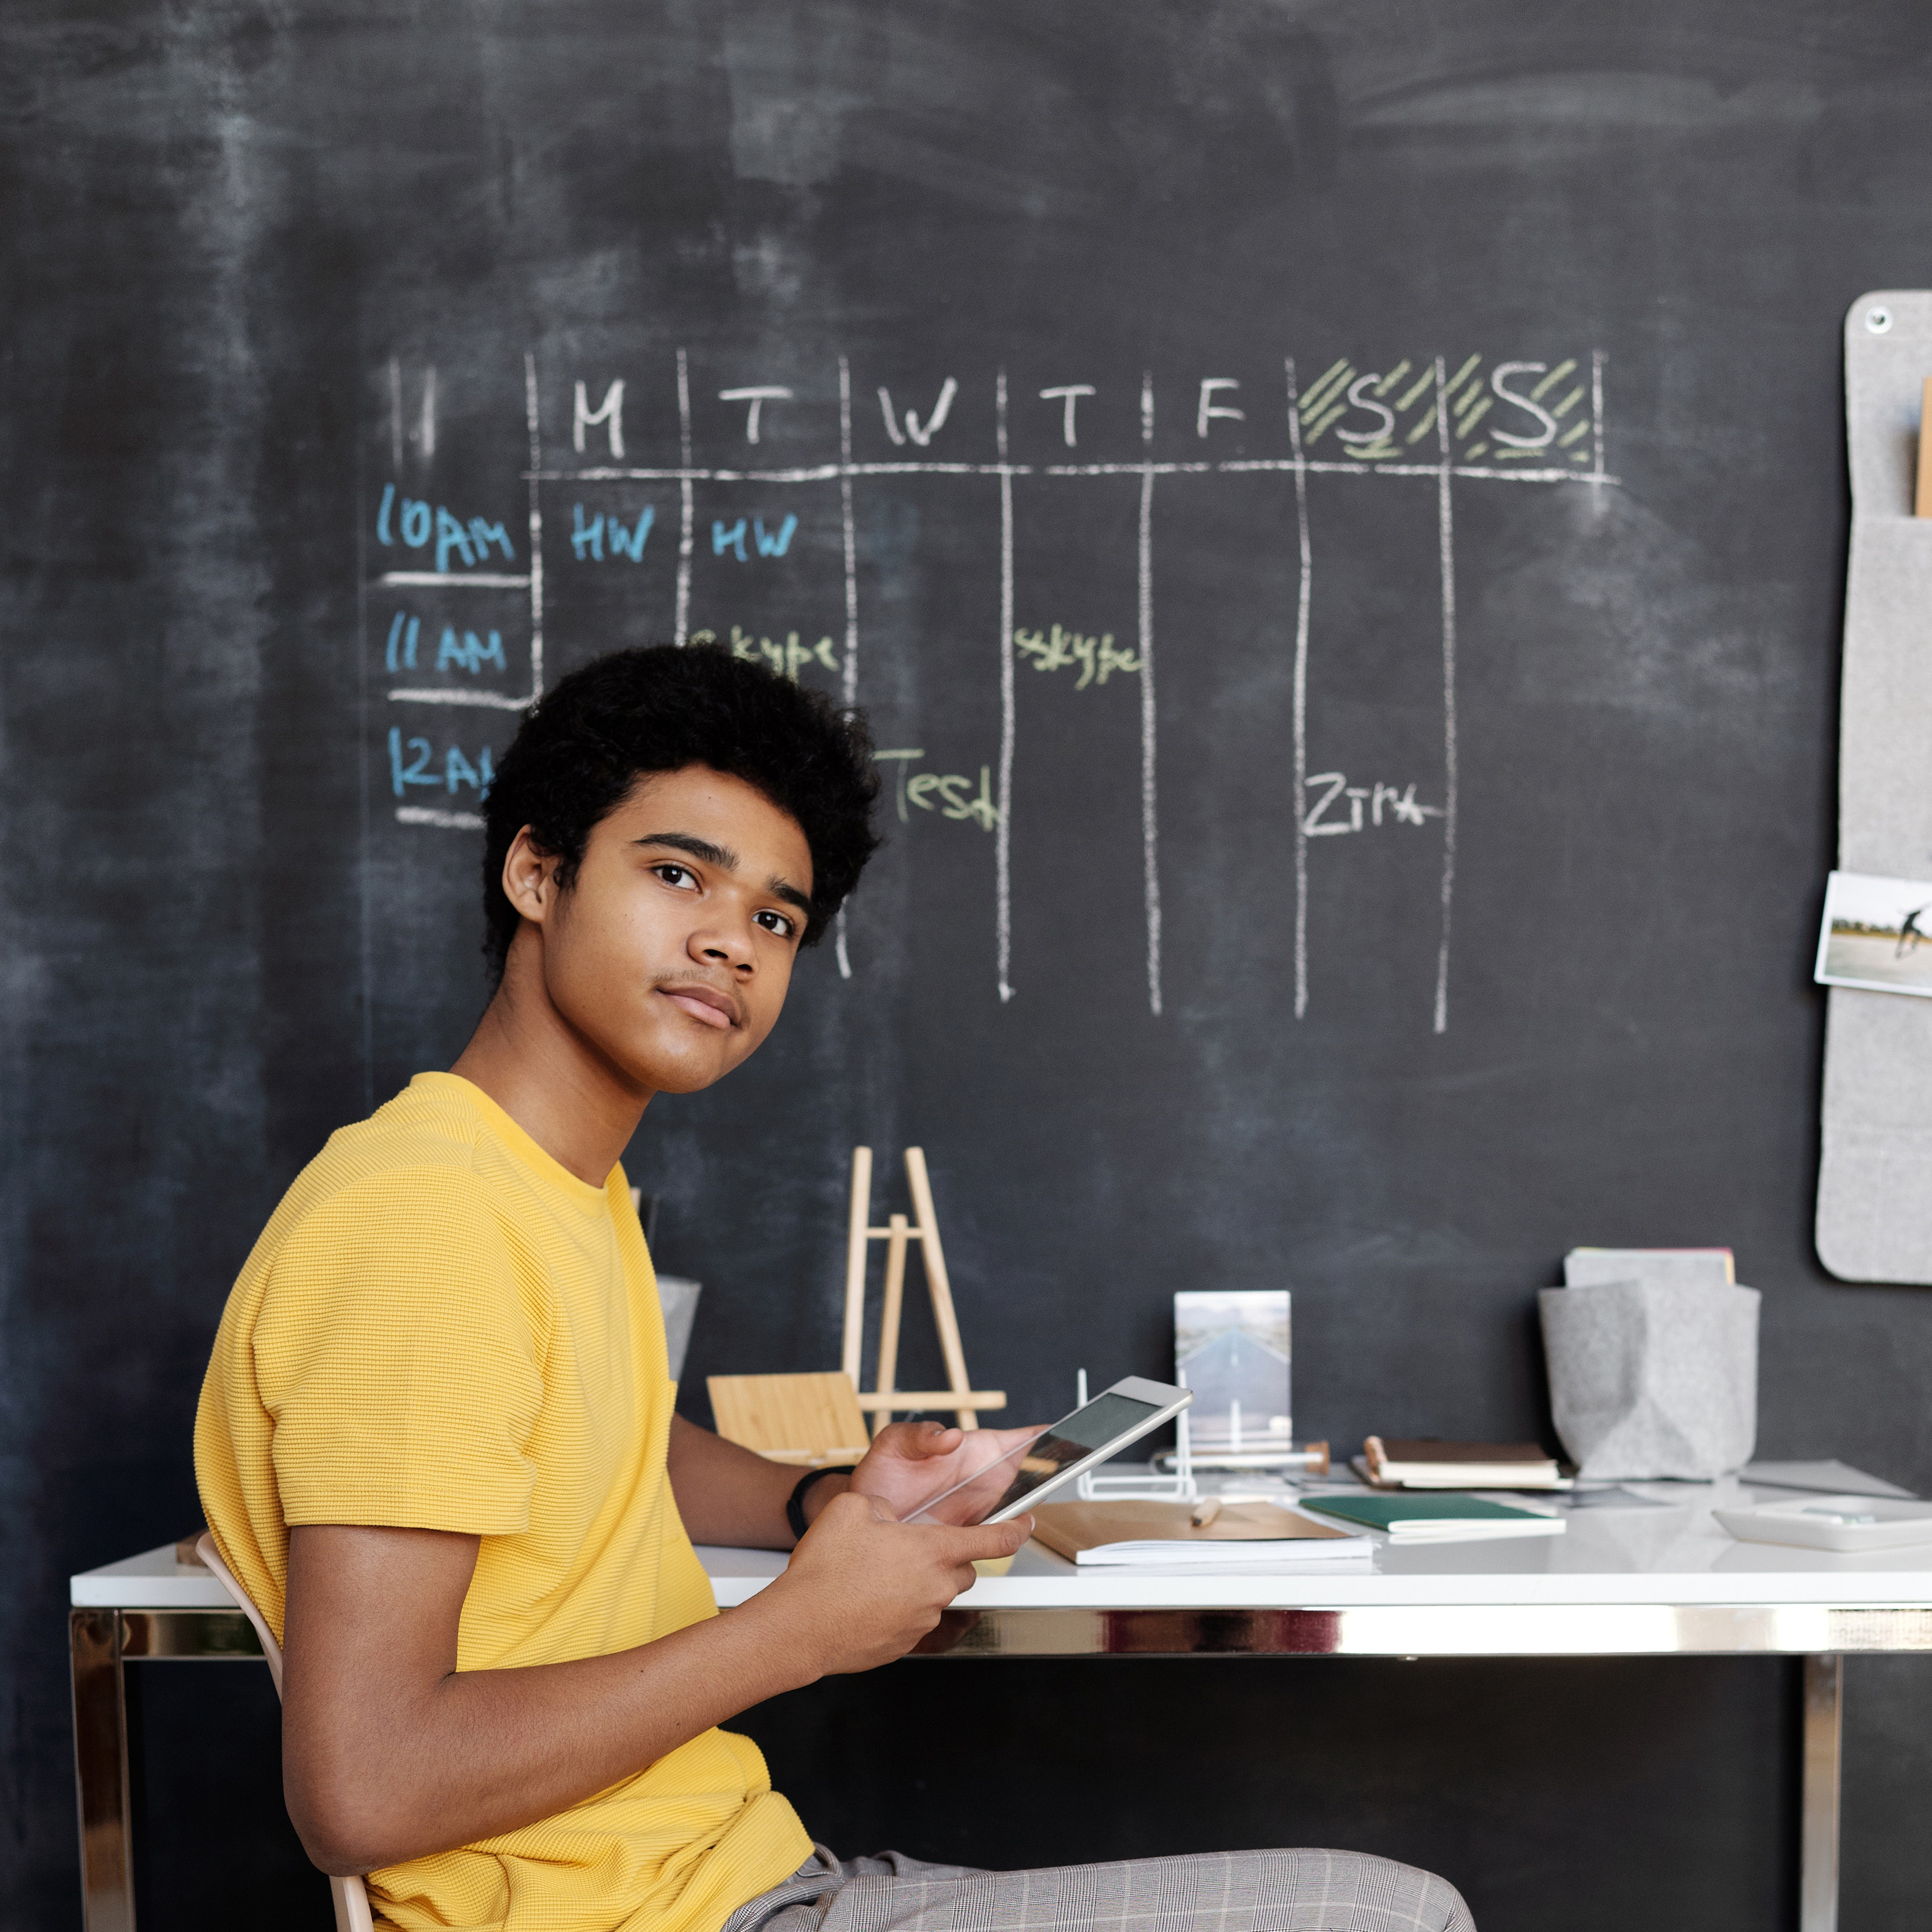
left=70, top=1609, right=135, bottom=1932
left=1801, top=1653, right=1842, bottom=1932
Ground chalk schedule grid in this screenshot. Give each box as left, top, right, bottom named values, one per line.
left=363, top=348, right=1613, bottom=1034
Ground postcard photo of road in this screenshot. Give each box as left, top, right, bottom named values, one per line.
left=1815, top=870, right=1932, bottom=995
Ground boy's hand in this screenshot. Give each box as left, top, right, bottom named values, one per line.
left=848, top=1418, right=1044, bottom=1524
left=753, top=1491, right=1031, bottom=1674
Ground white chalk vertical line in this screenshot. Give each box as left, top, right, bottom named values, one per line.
left=995, top=369, right=1016, bottom=1004
left=388, top=358, right=403, bottom=471
left=839, top=356, right=860, bottom=707
left=1432, top=355, right=1459, bottom=1036
left=675, top=348, right=694, bottom=647
left=1140, top=370, right=1163, bottom=1018
left=356, top=397, right=374, bottom=1111
left=420, top=364, right=437, bottom=461
left=1285, top=358, right=1312, bottom=1021
left=835, top=905, right=853, bottom=980
left=523, top=352, right=545, bottom=702
left=1591, top=348, right=1606, bottom=484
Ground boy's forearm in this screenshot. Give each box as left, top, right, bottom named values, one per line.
left=665, top=1413, right=850, bottom=1547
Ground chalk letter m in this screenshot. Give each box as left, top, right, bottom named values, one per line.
left=574, top=379, right=626, bottom=458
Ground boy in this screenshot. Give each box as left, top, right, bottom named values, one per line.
left=196, top=645, right=1474, bottom=1932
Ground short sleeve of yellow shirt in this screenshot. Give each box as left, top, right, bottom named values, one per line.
left=195, top=1073, right=811, bottom=1932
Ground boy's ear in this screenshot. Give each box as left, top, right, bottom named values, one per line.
left=501, top=826, right=560, bottom=926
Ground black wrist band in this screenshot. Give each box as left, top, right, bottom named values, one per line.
left=786, top=1464, right=856, bottom=1541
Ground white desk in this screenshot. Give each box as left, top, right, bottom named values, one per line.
left=70, top=1477, right=1932, bottom=1932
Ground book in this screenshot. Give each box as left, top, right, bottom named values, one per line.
left=1029, top=1499, right=1374, bottom=1567
left=1361, top=1436, right=1567, bottom=1489
left=1299, top=1492, right=1566, bottom=1543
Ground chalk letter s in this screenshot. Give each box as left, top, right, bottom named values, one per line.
left=1334, top=374, right=1396, bottom=447
left=1488, top=363, right=1559, bottom=450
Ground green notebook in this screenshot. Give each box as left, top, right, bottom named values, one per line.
left=1300, top=1492, right=1565, bottom=1541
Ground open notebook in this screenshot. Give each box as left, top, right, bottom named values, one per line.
left=1030, top=1499, right=1374, bottom=1567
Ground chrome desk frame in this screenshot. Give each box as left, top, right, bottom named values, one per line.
left=71, top=1598, right=1932, bottom=1932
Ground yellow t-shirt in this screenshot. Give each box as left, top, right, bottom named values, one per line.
left=193, top=1071, right=811, bottom=1932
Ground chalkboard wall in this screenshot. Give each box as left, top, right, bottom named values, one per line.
left=9, top=3, right=1932, bottom=1926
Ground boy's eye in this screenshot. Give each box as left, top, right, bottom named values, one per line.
left=754, top=910, right=796, bottom=939
left=652, top=863, right=697, bottom=890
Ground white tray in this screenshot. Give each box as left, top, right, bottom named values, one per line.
left=1713, top=1493, right=1932, bottom=1553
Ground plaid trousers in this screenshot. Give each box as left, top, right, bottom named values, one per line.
left=724, top=1846, right=1476, bottom=1932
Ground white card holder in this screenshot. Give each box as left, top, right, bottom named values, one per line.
left=1713, top=1492, right=1932, bottom=1553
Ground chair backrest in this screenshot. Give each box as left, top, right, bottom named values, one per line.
left=195, top=1533, right=374, bottom=1932
left=196, top=1532, right=284, bottom=1692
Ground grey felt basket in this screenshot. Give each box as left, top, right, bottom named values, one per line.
left=1539, top=1279, right=1760, bottom=1480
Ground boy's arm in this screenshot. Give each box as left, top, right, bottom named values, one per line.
left=281, top=1499, right=1028, bottom=1877
left=665, top=1413, right=841, bottom=1547
left=666, top=1414, right=1049, bottom=1547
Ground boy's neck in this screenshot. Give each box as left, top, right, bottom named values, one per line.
left=449, top=955, right=650, bottom=1189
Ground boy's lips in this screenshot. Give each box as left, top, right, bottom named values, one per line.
left=660, top=984, right=738, bottom=1030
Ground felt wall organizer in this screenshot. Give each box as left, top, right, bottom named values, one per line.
left=1816, top=291, right=1932, bottom=1282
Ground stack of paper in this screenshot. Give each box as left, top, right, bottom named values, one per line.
left=1564, top=1246, right=1734, bottom=1287
left=1301, top=1493, right=1566, bottom=1544
left=1030, top=1500, right=1374, bottom=1568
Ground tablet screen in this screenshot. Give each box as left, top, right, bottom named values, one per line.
left=904, top=1390, right=1167, bottom=1525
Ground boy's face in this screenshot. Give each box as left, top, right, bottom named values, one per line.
left=507, top=764, right=815, bottom=1096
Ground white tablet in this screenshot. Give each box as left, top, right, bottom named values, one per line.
left=904, top=1375, right=1193, bottom=1525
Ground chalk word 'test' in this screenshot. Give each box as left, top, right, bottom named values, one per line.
left=384, top=613, right=507, bottom=675
left=375, top=485, right=516, bottom=573
left=1303, top=772, right=1443, bottom=836
left=1013, top=625, right=1142, bottom=689
left=874, top=750, right=1000, bottom=831
left=389, top=728, right=496, bottom=799
left=571, top=505, right=654, bottom=560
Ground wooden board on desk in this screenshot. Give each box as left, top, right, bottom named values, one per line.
left=707, top=1372, right=871, bottom=1466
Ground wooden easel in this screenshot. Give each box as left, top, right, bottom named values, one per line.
left=842, top=1146, right=1005, bottom=1434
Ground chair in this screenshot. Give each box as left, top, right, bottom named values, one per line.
left=195, top=1533, right=375, bottom=1932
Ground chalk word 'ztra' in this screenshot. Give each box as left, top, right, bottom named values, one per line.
left=1303, top=773, right=1443, bottom=836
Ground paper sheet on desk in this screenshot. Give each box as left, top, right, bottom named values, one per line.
left=1065, top=1540, right=1376, bottom=1568
left=1060, top=1557, right=1378, bottom=1573
left=1740, top=1459, right=1915, bottom=1499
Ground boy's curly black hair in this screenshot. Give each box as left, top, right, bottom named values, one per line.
left=480, top=644, right=881, bottom=980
